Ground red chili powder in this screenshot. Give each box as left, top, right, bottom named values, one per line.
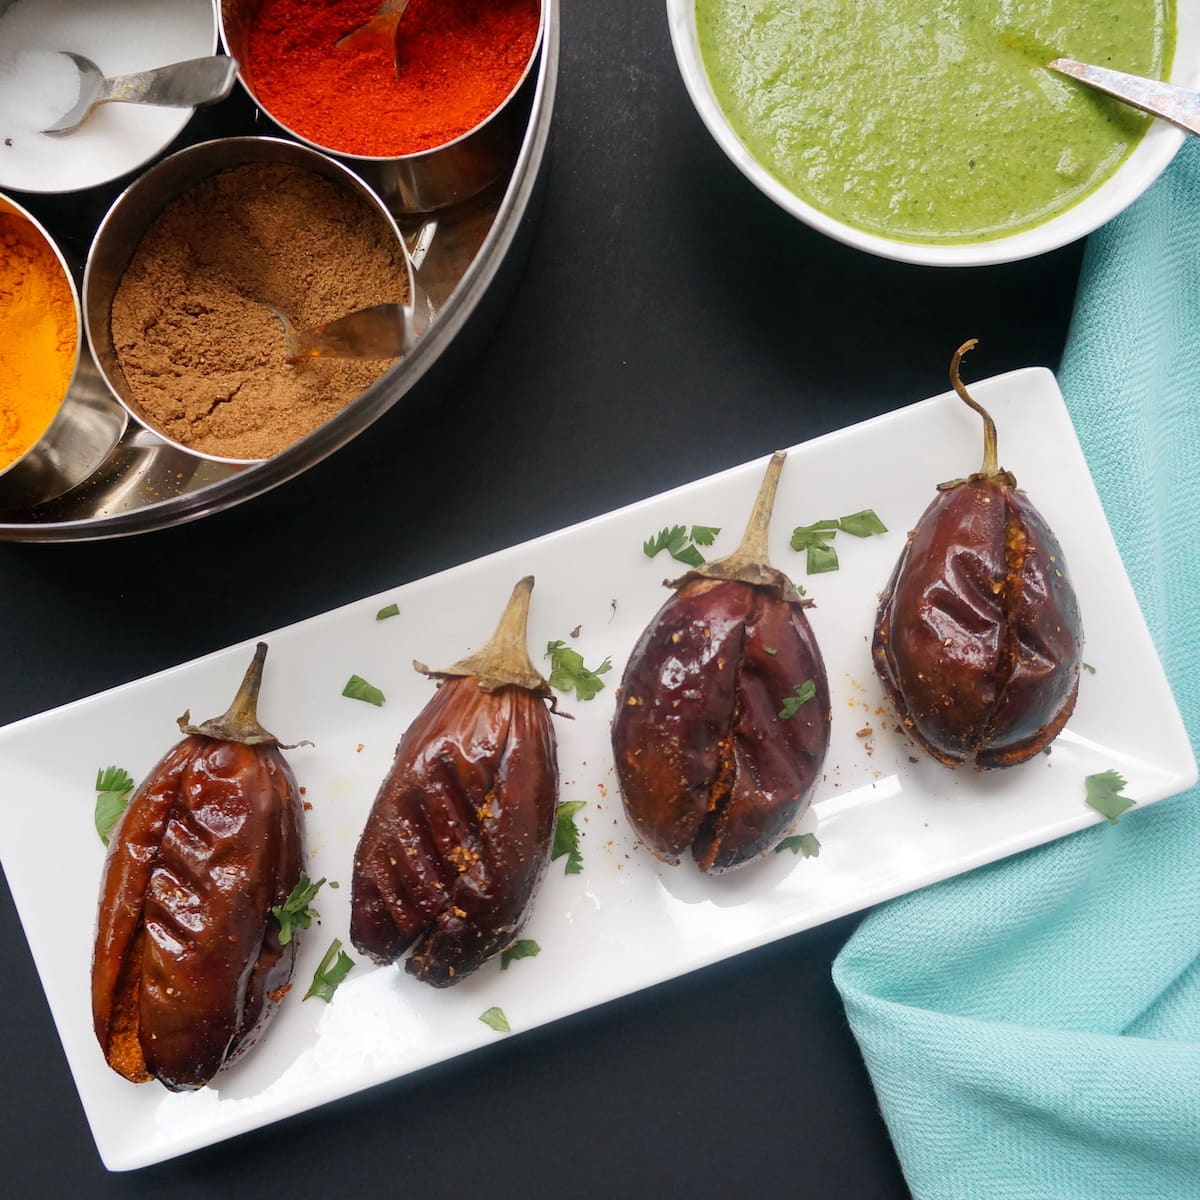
left=246, top=0, right=541, bottom=158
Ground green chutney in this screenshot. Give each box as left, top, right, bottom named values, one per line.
left=696, top=0, right=1175, bottom=243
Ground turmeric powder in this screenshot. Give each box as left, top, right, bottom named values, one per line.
left=0, top=212, right=78, bottom=471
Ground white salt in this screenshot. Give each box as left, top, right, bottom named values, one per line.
left=0, top=0, right=215, bottom=194
left=0, top=48, right=82, bottom=139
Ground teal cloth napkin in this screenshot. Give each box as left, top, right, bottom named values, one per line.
left=833, top=138, right=1200, bottom=1199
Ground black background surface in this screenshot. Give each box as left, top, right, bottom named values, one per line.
left=0, top=4, right=1085, bottom=1196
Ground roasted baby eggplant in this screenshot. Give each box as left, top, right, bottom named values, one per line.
left=350, top=577, right=559, bottom=986
left=872, top=340, right=1083, bottom=768
left=611, top=452, right=831, bottom=872
left=92, top=643, right=304, bottom=1090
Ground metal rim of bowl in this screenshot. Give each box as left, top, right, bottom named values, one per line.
left=0, top=191, right=129, bottom=513
left=82, top=134, right=425, bottom=466
left=0, top=0, right=560, bottom=541
left=0, top=193, right=84, bottom=478
left=666, top=0, right=1192, bottom=268
left=217, top=0, right=546, bottom=166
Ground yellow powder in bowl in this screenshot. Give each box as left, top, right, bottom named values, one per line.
left=0, top=213, right=78, bottom=471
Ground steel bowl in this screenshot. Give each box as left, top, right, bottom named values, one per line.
left=82, top=135, right=428, bottom=465
left=0, top=0, right=558, bottom=541
left=218, top=0, right=545, bottom=213
left=0, top=193, right=126, bottom=511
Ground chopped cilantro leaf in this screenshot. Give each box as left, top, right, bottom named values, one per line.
left=552, top=800, right=587, bottom=875
left=271, top=872, right=325, bottom=945
left=775, top=833, right=821, bottom=858
left=838, top=509, right=888, bottom=537
left=791, top=522, right=839, bottom=573
left=500, top=939, right=541, bottom=970
left=94, top=766, right=136, bottom=846
left=375, top=603, right=400, bottom=620
left=1082, top=662, right=1096, bottom=674
left=95, top=765, right=134, bottom=793
left=779, top=680, right=817, bottom=720
left=643, top=523, right=720, bottom=567
left=343, top=674, right=385, bottom=706
left=790, top=521, right=839, bottom=549
left=546, top=641, right=612, bottom=701
left=644, top=524, right=687, bottom=560
left=304, top=938, right=354, bottom=1002
left=807, top=542, right=840, bottom=574
left=790, top=511, right=887, bottom=573
left=480, top=1006, right=511, bottom=1032
left=1085, top=770, right=1136, bottom=825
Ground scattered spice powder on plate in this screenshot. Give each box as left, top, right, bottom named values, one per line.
left=110, top=161, right=410, bottom=461
left=0, top=213, right=77, bottom=472
left=246, top=0, right=541, bottom=157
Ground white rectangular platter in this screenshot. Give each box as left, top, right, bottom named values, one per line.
left=0, top=367, right=1194, bottom=1170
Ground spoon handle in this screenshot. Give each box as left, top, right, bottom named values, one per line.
left=282, top=304, right=412, bottom=362
left=336, top=0, right=413, bottom=53
left=97, top=56, right=239, bottom=110
left=1050, top=58, right=1200, bottom=137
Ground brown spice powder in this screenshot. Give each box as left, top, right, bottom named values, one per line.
left=110, top=161, right=410, bottom=460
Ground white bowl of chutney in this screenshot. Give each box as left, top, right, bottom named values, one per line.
left=668, top=0, right=1198, bottom=266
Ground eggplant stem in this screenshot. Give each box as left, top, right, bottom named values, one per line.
left=721, top=450, right=785, bottom=573
left=950, top=339, right=1000, bottom=477
left=682, top=451, right=806, bottom=604
left=178, top=641, right=278, bottom=745
left=429, top=576, right=550, bottom=694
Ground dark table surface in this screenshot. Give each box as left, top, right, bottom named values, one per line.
left=0, top=4, right=1087, bottom=1196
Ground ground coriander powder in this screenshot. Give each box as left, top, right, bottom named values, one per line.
left=110, top=161, right=411, bottom=460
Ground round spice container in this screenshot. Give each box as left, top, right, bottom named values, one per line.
left=0, top=193, right=126, bottom=510
left=220, top=0, right=545, bottom=212
left=84, top=136, right=424, bottom=463
left=0, top=0, right=218, bottom=194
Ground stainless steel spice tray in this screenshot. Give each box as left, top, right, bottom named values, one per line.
left=0, top=0, right=558, bottom=542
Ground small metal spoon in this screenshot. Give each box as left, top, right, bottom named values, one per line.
left=42, top=53, right=238, bottom=136
left=265, top=304, right=413, bottom=363
left=1049, top=58, right=1200, bottom=137
left=336, top=0, right=412, bottom=53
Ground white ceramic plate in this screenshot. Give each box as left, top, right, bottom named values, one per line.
left=0, top=368, right=1193, bottom=1170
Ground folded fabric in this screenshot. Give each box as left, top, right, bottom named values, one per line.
left=833, top=138, right=1200, bottom=1199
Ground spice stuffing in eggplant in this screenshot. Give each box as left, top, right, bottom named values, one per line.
left=872, top=340, right=1083, bottom=768
left=611, top=452, right=831, bottom=872
left=350, top=576, right=559, bottom=986
left=91, top=643, right=304, bottom=1090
